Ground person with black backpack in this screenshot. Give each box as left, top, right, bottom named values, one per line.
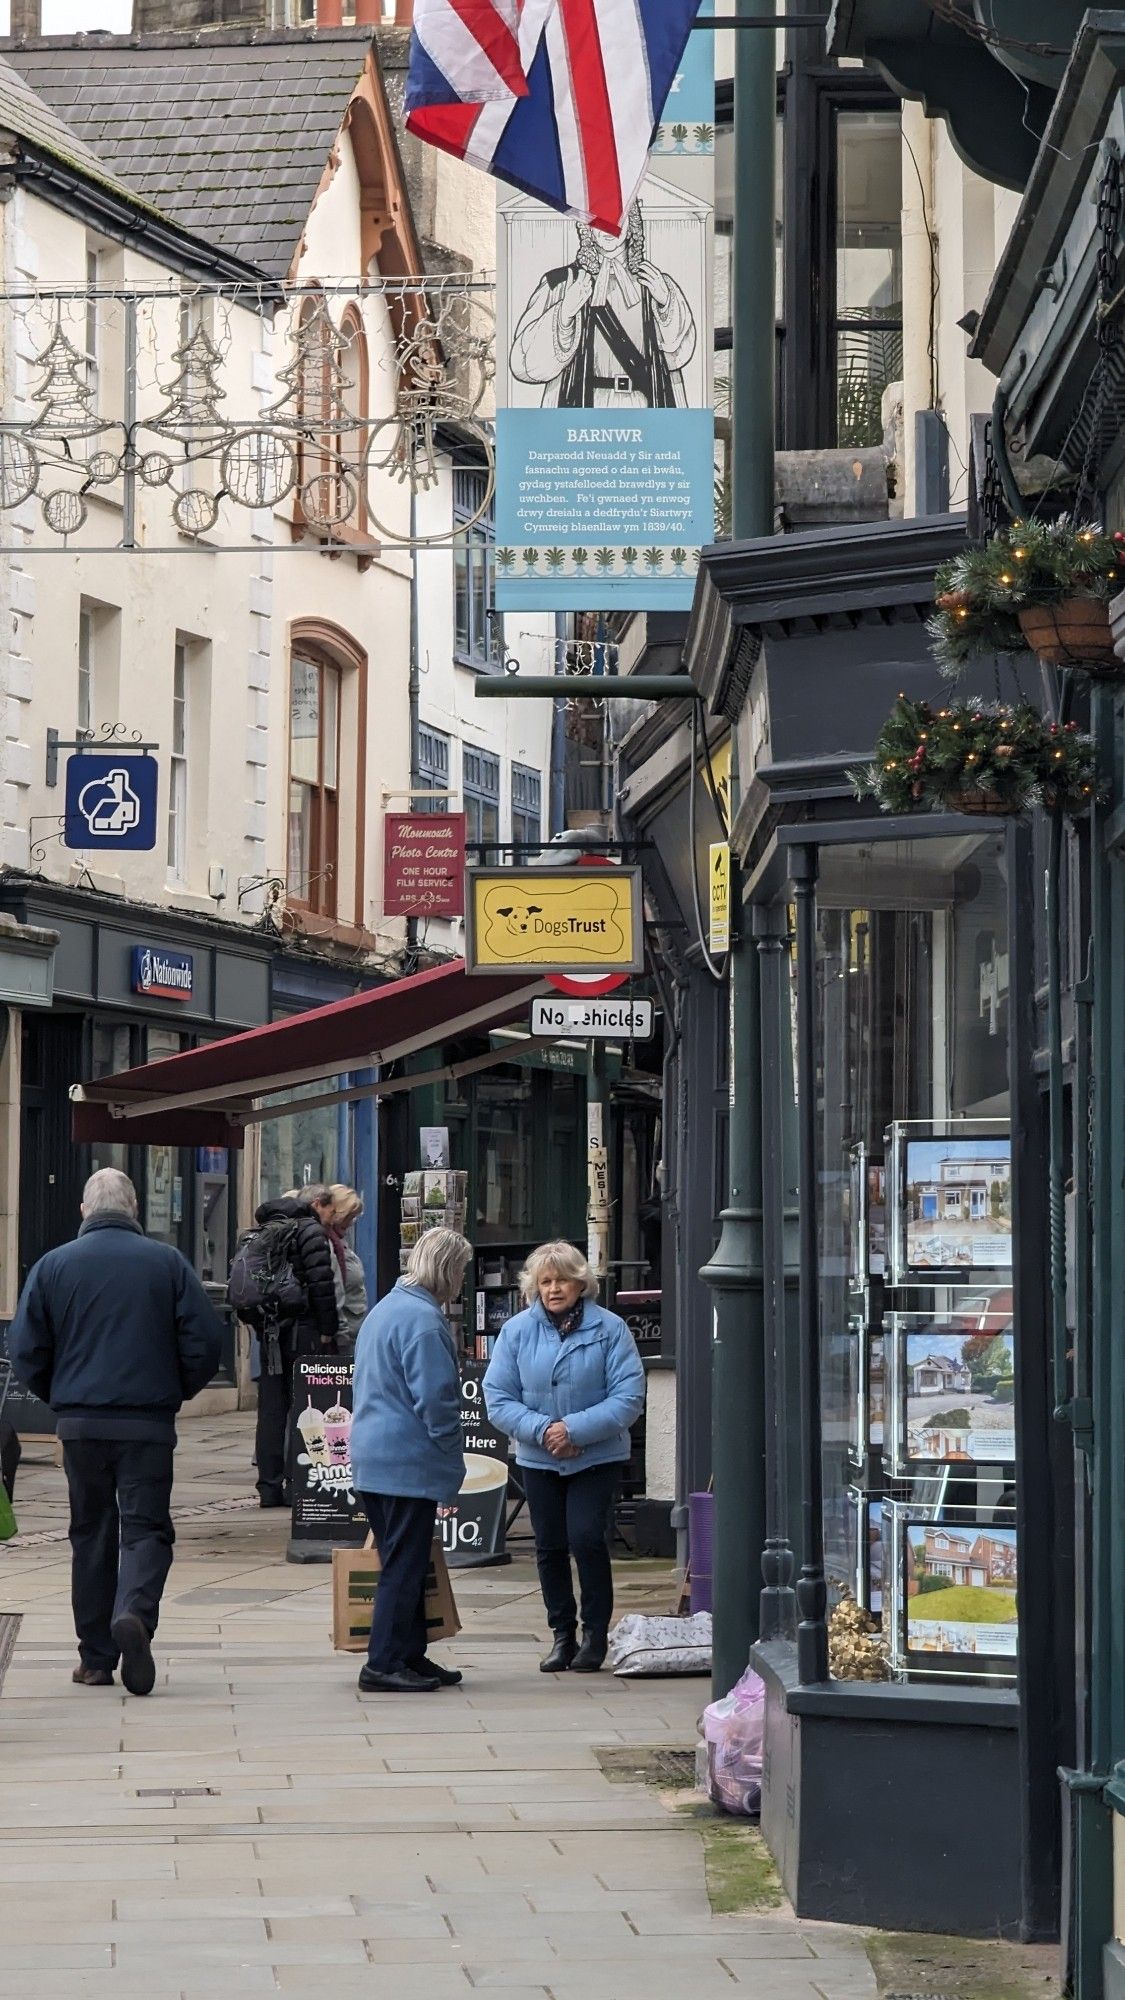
left=229, top=1187, right=340, bottom=1508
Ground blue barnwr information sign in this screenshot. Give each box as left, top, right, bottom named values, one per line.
left=63, top=752, right=158, bottom=851
left=495, top=408, right=715, bottom=611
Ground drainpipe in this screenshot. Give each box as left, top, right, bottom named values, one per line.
left=901, top=99, right=935, bottom=515
left=550, top=612, right=567, bottom=837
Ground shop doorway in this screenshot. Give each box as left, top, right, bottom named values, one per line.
left=19, top=1012, right=86, bottom=1283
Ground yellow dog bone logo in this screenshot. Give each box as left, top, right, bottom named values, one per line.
left=480, top=880, right=628, bottom=963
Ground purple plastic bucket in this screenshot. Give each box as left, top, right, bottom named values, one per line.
left=688, top=1491, right=714, bottom=1614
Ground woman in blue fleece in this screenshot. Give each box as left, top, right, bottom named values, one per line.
left=484, top=1241, right=645, bottom=1673
left=349, top=1228, right=473, bottom=1694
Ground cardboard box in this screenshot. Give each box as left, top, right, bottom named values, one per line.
left=331, top=1537, right=461, bottom=1653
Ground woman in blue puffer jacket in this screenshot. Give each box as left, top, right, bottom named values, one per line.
left=483, top=1241, right=645, bottom=1673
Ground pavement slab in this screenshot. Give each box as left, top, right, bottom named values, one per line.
left=0, top=1414, right=876, bottom=1999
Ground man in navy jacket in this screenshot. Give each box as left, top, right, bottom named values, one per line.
left=8, top=1167, right=224, bottom=1695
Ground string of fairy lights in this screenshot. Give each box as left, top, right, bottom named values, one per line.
left=0, top=275, right=497, bottom=550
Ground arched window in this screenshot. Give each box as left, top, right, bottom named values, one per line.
left=286, top=622, right=367, bottom=930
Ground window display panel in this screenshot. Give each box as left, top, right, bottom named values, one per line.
left=887, top=1304, right=1015, bottom=1473
left=887, top=1502, right=1017, bottom=1680
left=810, top=835, right=1012, bottom=1679
left=889, top=1125, right=1012, bottom=1284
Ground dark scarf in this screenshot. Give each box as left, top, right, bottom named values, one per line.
left=548, top=1301, right=585, bottom=1338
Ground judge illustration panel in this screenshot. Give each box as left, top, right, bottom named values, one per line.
left=510, top=205, right=696, bottom=410
left=500, top=175, right=711, bottom=414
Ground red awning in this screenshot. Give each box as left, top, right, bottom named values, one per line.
left=71, top=959, right=548, bottom=1148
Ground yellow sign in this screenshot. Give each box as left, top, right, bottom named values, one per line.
left=465, top=866, right=644, bottom=975
left=709, top=842, right=730, bottom=953
left=707, top=737, right=732, bottom=830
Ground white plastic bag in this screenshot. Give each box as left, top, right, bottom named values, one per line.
left=702, top=1665, right=765, bottom=1815
left=608, top=1611, right=712, bottom=1676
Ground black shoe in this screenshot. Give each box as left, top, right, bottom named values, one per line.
left=111, top=1613, right=156, bottom=1697
left=571, top=1631, right=608, bottom=1672
left=540, top=1631, right=578, bottom=1673
left=258, top=1489, right=287, bottom=1509
left=410, top=1658, right=463, bottom=1687
left=357, top=1665, right=441, bottom=1693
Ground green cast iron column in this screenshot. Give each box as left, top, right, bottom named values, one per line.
left=700, top=1, right=775, bottom=1699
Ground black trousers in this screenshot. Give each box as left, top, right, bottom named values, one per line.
left=62, top=1438, right=176, bottom=1672
left=255, top=1327, right=298, bottom=1500
left=359, top=1492, right=437, bottom=1674
left=522, top=1462, right=619, bottom=1639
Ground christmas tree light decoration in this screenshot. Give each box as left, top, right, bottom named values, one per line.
left=151, top=322, right=231, bottom=447
left=29, top=320, right=105, bottom=440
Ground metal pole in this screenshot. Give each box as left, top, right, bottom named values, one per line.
left=702, top=734, right=765, bottom=1698
left=755, top=901, right=796, bottom=1639
left=699, top=0, right=776, bottom=1699
left=122, top=296, right=138, bottom=552
left=792, top=843, right=828, bottom=1683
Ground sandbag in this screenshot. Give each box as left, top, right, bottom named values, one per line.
left=702, top=1664, right=765, bottom=1815
left=608, top=1611, right=712, bottom=1676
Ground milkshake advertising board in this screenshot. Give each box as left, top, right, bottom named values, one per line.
left=494, top=9, right=715, bottom=613
left=290, top=1358, right=365, bottom=1549
left=438, top=1362, right=510, bottom=1568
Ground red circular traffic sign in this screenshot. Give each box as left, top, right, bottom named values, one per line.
left=545, top=970, right=629, bottom=998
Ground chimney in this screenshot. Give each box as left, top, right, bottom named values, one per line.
left=315, top=0, right=343, bottom=22
left=10, top=1, right=42, bottom=36
left=394, top=0, right=413, bottom=22
left=355, top=0, right=380, bottom=21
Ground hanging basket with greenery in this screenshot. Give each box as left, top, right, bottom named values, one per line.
left=928, top=519, right=1124, bottom=677
left=853, top=697, right=1099, bottom=818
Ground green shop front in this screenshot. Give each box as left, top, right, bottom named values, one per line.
left=634, top=514, right=1066, bottom=1941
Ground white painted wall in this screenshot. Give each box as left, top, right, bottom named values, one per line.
left=1, top=185, right=270, bottom=919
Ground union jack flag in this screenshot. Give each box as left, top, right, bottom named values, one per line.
left=405, top=0, right=703, bottom=237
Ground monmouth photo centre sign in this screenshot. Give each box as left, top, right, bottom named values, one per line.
left=383, top=812, right=466, bottom=918
left=465, top=866, right=643, bottom=976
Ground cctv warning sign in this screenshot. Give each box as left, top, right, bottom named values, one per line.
left=465, top=866, right=644, bottom=976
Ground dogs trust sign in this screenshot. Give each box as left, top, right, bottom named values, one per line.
left=465, top=866, right=644, bottom=976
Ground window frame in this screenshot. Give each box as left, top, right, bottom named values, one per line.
left=453, top=467, right=498, bottom=669
left=416, top=724, right=451, bottom=814
left=167, top=638, right=188, bottom=882
left=511, top=763, right=543, bottom=855
left=462, top=745, right=501, bottom=850
left=287, top=647, right=342, bottom=921
left=78, top=605, right=94, bottom=736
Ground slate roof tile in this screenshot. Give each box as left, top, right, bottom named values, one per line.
left=2, top=29, right=372, bottom=279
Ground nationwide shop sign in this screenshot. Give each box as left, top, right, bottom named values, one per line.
left=438, top=1362, right=510, bottom=1567
left=290, top=1357, right=365, bottom=1548
left=493, top=9, right=715, bottom=613
left=465, top=865, right=643, bottom=976
left=383, top=811, right=466, bottom=918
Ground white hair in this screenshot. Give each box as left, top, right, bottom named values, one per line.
left=405, top=1228, right=474, bottom=1304
left=82, top=1167, right=139, bottom=1218
left=519, top=1240, right=598, bottom=1305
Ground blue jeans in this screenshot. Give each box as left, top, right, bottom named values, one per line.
left=522, top=1462, right=619, bottom=1639
left=359, top=1492, right=437, bottom=1674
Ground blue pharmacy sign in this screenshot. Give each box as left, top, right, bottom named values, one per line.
left=494, top=7, right=715, bottom=614
left=63, top=752, right=158, bottom=851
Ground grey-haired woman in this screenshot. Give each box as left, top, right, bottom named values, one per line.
left=483, top=1242, right=645, bottom=1672
left=349, top=1230, right=473, bottom=1694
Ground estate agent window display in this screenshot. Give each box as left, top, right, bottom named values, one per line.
left=809, top=832, right=1017, bottom=1681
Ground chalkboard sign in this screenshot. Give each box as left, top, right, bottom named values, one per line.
left=290, top=1357, right=365, bottom=1548
left=437, top=1361, right=510, bottom=1567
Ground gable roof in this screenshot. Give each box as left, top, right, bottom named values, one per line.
left=1, top=28, right=378, bottom=280
left=0, top=48, right=141, bottom=207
